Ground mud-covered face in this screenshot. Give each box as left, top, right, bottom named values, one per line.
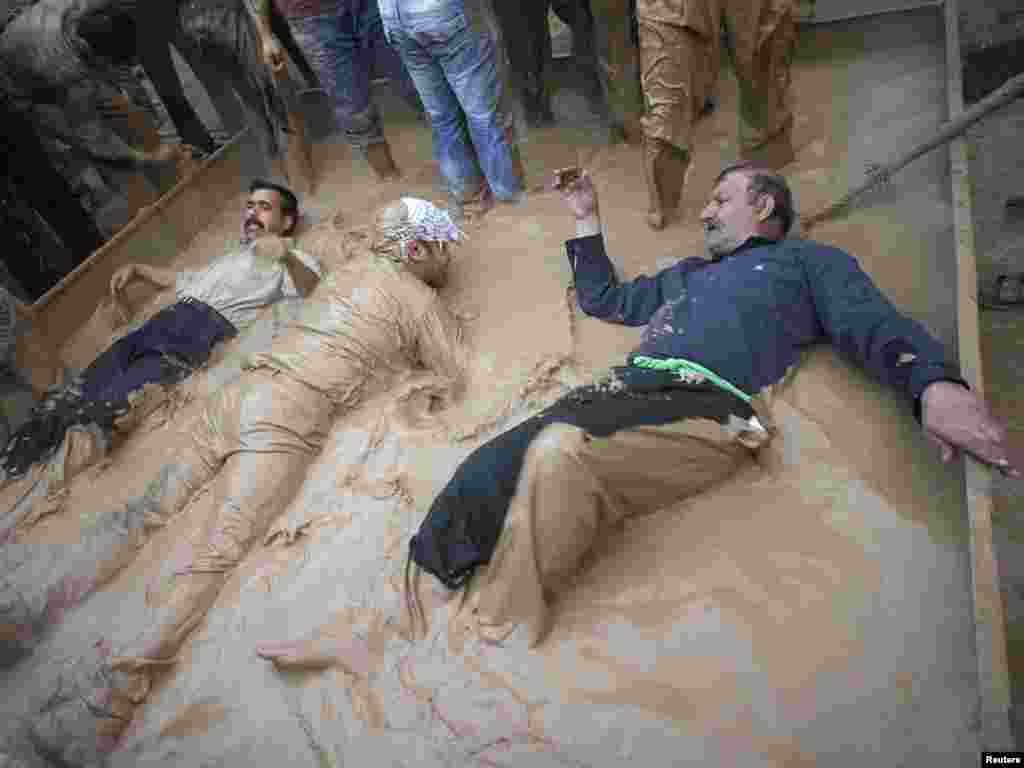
left=242, top=188, right=294, bottom=243
left=401, top=240, right=452, bottom=289
left=700, top=172, right=767, bottom=258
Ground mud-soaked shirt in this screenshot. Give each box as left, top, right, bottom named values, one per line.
left=250, top=255, right=464, bottom=406
left=567, top=233, right=962, bottom=411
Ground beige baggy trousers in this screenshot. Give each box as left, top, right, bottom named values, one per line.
left=637, top=0, right=797, bottom=157
left=464, top=410, right=771, bottom=647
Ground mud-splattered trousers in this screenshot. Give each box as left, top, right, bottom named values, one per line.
left=279, top=0, right=423, bottom=151
left=119, top=257, right=465, bottom=666
left=636, top=0, right=797, bottom=157
left=379, top=0, right=523, bottom=202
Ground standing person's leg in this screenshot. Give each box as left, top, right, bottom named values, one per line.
left=551, top=0, right=609, bottom=120
left=387, top=17, right=487, bottom=203
left=722, top=0, right=797, bottom=168
left=590, top=0, right=644, bottom=143
left=430, top=5, right=523, bottom=202
left=289, top=5, right=400, bottom=179
left=636, top=1, right=717, bottom=229
left=362, top=1, right=424, bottom=116
left=467, top=415, right=758, bottom=647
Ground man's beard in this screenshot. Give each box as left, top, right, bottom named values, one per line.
left=704, top=227, right=740, bottom=260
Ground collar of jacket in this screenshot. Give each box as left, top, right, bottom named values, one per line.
left=712, top=235, right=781, bottom=262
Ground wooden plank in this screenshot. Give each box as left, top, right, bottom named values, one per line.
left=945, top=0, right=1016, bottom=750
left=796, top=0, right=941, bottom=23
left=10, top=131, right=250, bottom=383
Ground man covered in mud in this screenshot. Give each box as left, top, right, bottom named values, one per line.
left=0, top=179, right=321, bottom=489
left=15, top=198, right=467, bottom=766
left=637, top=0, right=798, bottom=230
left=392, top=162, right=1021, bottom=653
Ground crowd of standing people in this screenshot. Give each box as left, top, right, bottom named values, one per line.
left=1, top=0, right=802, bottom=302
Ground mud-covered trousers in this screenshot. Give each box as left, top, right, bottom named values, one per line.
left=122, top=367, right=333, bottom=663
left=413, top=366, right=772, bottom=647
left=637, top=0, right=797, bottom=157
left=283, top=0, right=423, bottom=151
left=381, top=0, right=523, bottom=202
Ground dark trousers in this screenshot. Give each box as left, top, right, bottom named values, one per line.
left=81, top=298, right=237, bottom=405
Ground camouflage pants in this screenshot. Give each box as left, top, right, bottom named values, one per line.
left=637, top=0, right=797, bottom=155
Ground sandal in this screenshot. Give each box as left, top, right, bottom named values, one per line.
left=979, top=273, right=1024, bottom=310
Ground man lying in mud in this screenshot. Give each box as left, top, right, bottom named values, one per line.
left=11, top=198, right=467, bottom=766
left=250, top=163, right=1022, bottom=682
left=0, top=180, right=320, bottom=500
left=407, top=161, right=1020, bottom=649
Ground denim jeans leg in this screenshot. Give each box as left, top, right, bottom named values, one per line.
left=290, top=11, right=383, bottom=151
left=439, top=21, right=523, bottom=201
left=391, top=31, right=485, bottom=200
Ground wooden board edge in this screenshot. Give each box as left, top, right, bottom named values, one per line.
left=945, top=0, right=1017, bottom=749
left=13, top=130, right=250, bottom=320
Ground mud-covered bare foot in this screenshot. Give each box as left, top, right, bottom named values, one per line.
left=256, top=632, right=375, bottom=677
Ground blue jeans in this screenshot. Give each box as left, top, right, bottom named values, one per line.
left=381, top=1, right=522, bottom=201
left=287, top=1, right=422, bottom=150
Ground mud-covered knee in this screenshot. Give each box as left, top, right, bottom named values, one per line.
left=526, top=423, right=588, bottom=468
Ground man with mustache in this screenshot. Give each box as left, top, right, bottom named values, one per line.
left=14, top=197, right=466, bottom=766
left=404, top=163, right=1021, bottom=651
left=0, top=179, right=321, bottom=486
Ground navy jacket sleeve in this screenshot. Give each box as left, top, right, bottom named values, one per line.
left=567, top=233, right=702, bottom=327
left=800, top=242, right=965, bottom=411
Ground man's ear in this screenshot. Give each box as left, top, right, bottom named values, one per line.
left=756, top=193, right=776, bottom=223
left=283, top=213, right=297, bottom=236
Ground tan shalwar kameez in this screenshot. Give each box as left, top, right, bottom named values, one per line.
left=636, top=0, right=798, bottom=226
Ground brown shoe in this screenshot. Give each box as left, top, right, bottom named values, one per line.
left=365, top=141, right=402, bottom=181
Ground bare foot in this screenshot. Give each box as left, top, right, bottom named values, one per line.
left=255, top=632, right=375, bottom=677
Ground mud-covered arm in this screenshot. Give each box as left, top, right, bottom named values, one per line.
left=567, top=233, right=701, bottom=326
left=412, top=298, right=468, bottom=406
left=801, top=242, right=965, bottom=417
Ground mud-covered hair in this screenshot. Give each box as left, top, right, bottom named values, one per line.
left=715, top=162, right=796, bottom=236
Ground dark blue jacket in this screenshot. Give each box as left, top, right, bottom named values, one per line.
left=567, top=233, right=963, bottom=414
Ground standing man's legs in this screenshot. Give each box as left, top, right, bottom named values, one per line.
left=636, top=0, right=717, bottom=230
left=722, top=0, right=797, bottom=168
left=467, top=416, right=757, bottom=647
left=590, top=0, right=644, bottom=143
left=288, top=3, right=401, bottom=179
left=431, top=7, right=523, bottom=202
left=387, top=17, right=486, bottom=203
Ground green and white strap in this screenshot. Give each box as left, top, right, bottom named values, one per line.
left=630, top=355, right=752, bottom=404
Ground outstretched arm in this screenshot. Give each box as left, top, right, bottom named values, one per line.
left=802, top=244, right=1019, bottom=475
left=558, top=170, right=700, bottom=326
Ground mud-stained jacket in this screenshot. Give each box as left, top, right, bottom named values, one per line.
left=567, top=233, right=963, bottom=414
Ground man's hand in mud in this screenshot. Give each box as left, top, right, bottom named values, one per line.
left=261, top=34, right=286, bottom=75
left=110, top=264, right=138, bottom=300
left=921, top=381, right=1021, bottom=477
